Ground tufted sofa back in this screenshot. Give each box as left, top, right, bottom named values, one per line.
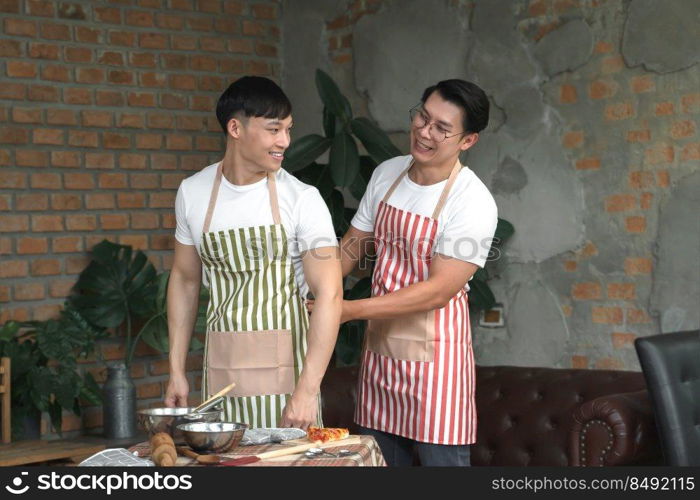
left=321, top=364, right=650, bottom=466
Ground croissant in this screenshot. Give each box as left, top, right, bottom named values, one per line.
left=150, top=432, right=177, bottom=466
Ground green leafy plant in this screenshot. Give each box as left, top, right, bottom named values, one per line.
left=283, top=69, right=513, bottom=365
left=70, top=240, right=205, bottom=369
left=0, top=306, right=105, bottom=439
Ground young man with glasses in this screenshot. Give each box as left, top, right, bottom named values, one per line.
left=324, top=79, right=497, bottom=465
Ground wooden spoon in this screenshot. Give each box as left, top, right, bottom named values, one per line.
left=176, top=446, right=222, bottom=465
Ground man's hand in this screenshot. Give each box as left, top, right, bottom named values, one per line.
left=164, top=373, right=189, bottom=408
left=279, top=392, right=318, bottom=430
left=305, top=299, right=356, bottom=324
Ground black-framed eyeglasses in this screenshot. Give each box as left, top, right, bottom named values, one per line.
left=409, top=104, right=465, bottom=143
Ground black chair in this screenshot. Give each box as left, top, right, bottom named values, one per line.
left=634, top=330, right=700, bottom=466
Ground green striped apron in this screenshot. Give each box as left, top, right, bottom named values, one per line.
left=199, top=163, right=322, bottom=428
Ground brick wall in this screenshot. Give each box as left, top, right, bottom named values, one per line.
left=0, top=0, right=281, bottom=437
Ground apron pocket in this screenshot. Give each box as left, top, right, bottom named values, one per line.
left=366, top=311, right=435, bottom=362
left=206, top=329, right=295, bottom=398
left=365, top=310, right=435, bottom=362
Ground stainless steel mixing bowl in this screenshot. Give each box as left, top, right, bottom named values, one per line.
left=176, top=422, right=248, bottom=453
left=137, top=407, right=223, bottom=441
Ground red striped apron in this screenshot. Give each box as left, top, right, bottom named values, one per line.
left=354, top=159, right=476, bottom=445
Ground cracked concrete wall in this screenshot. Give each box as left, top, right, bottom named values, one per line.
left=281, top=0, right=700, bottom=370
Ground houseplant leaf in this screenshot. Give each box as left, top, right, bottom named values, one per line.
left=329, top=132, right=360, bottom=188
left=293, top=162, right=335, bottom=200
left=328, top=189, right=348, bottom=235
left=468, top=277, right=496, bottom=312
left=282, top=134, right=332, bottom=172
left=349, top=155, right=376, bottom=201
left=494, top=218, right=515, bottom=244
left=315, top=69, right=352, bottom=124
left=322, top=106, right=337, bottom=138
left=350, top=117, right=401, bottom=164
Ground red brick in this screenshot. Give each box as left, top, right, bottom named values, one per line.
left=624, top=257, right=652, bottom=275
left=593, top=40, right=613, bottom=54
left=656, top=170, right=670, bottom=188
left=81, top=111, right=112, bottom=128
left=169, top=74, right=196, bottom=90
left=139, top=32, right=168, bottom=49
left=563, top=260, right=577, bottom=272
left=85, top=193, right=115, bottom=209
left=28, top=84, right=59, bottom=102
left=575, top=157, right=600, bottom=170
left=655, top=102, right=674, bottom=116
left=130, top=52, right=156, bottom=67
left=572, top=282, right=601, bottom=300
left=46, top=149, right=80, bottom=167
left=17, top=237, right=49, bottom=255
left=31, top=214, right=64, bottom=232
left=630, top=75, right=655, bottom=93
left=0, top=39, right=22, bottom=57
left=108, top=30, right=136, bottom=47
left=65, top=255, right=90, bottom=274
left=16, top=150, right=47, bottom=167
left=98, top=173, right=127, bottom=188
left=131, top=212, right=159, bottom=229
left=611, top=332, right=637, bottom=349
left=76, top=67, right=104, bottom=84
left=644, top=143, right=674, bottom=164
left=601, top=56, right=624, bottom=74
left=190, top=95, right=213, bottom=112
left=30, top=173, right=61, bottom=189
left=94, top=91, right=123, bottom=107
left=14, top=283, right=45, bottom=301
left=161, top=53, right=186, bottom=70
left=119, top=234, right=148, bottom=250
left=4, top=18, right=36, bottom=37
left=628, top=171, right=654, bottom=189
left=117, top=192, right=145, bottom=208
left=130, top=173, right=158, bottom=189
left=75, top=26, right=101, bottom=43
left=41, top=64, right=71, bottom=82
left=0, top=260, right=28, bottom=278
left=119, top=113, right=144, bottom=128
left=16, top=193, right=48, bottom=211
left=135, top=133, right=162, bottom=149
left=7, top=61, right=37, bottom=78
left=130, top=362, right=146, bottom=379
left=605, top=194, right=636, bottom=212
left=670, top=120, right=696, bottom=139
left=11, top=108, right=41, bottom=125
left=33, top=128, right=64, bottom=146
left=681, top=93, right=700, bottom=114
left=228, top=38, right=253, bottom=54
left=0, top=215, right=28, bottom=232
left=150, top=192, right=175, bottom=208
left=107, top=69, right=133, bottom=85
left=137, top=382, right=162, bottom=399
left=625, top=216, right=646, bottom=233
left=103, top=132, right=130, bottom=149
left=65, top=214, right=96, bottom=231
left=100, top=214, right=129, bottom=230
left=140, top=71, right=166, bottom=88
left=181, top=154, right=207, bottom=170
left=0, top=126, right=28, bottom=144
left=47, top=109, right=77, bottom=125
left=156, top=13, right=184, bottom=29
left=172, top=35, right=197, bottom=51
left=161, top=213, right=176, bottom=229
left=607, top=283, right=636, bottom=300
left=40, top=22, right=70, bottom=40
left=52, top=235, right=83, bottom=253
left=681, top=143, right=700, bottom=161
left=641, top=192, right=653, bottom=210
left=201, top=37, right=226, bottom=52
left=64, top=173, right=94, bottom=190
left=595, top=358, right=624, bottom=370
left=127, top=92, right=156, bottom=107
left=151, top=153, right=177, bottom=169
left=31, top=258, right=60, bottom=276
left=166, top=134, right=192, bottom=150
left=592, top=307, right=623, bottom=324
left=63, top=87, right=91, bottom=105
left=189, top=17, right=213, bottom=31
left=604, top=102, right=634, bottom=121
left=69, top=130, right=99, bottom=148
left=97, top=50, right=125, bottom=66
left=563, top=131, right=583, bottom=149
left=50, top=193, right=81, bottom=211
left=0, top=83, right=26, bottom=100
left=627, top=308, right=652, bottom=324
left=126, top=10, right=153, bottom=27
left=626, top=129, right=651, bottom=142
left=0, top=171, right=27, bottom=189
left=199, top=75, right=224, bottom=92
left=246, top=60, right=270, bottom=76
left=119, top=153, right=147, bottom=169
left=95, top=7, right=121, bottom=23
left=147, top=113, right=174, bottom=129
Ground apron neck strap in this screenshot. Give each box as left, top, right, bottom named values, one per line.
left=381, top=158, right=463, bottom=220
left=432, top=158, right=462, bottom=220
left=202, top=163, right=282, bottom=234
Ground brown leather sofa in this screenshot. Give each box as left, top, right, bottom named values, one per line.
left=320, top=364, right=662, bottom=466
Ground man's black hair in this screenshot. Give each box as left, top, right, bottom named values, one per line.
left=420, top=79, right=489, bottom=134
left=216, top=76, right=292, bottom=133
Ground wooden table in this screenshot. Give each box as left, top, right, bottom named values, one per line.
left=128, top=434, right=386, bottom=467
left=0, top=439, right=106, bottom=466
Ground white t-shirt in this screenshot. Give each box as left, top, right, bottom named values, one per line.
left=175, top=162, right=338, bottom=298
left=351, top=155, right=498, bottom=279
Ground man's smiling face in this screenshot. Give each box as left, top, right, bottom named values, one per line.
left=410, top=92, right=471, bottom=166
left=234, top=114, right=293, bottom=173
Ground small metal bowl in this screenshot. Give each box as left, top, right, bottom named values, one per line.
left=176, top=422, right=248, bottom=454
left=137, top=407, right=223, bottom=442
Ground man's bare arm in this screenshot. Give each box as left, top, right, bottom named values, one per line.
left=280, top=245, right=342, bottom=429
left=164, top=241, right=202, bottom=407
left=339, top=226, right=373, bottom=278
left=345, top=254, right=479, bottom=321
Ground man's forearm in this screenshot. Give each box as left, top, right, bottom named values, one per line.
left=294, top=290, right=342, bottom=397
left=167, top=271, right=201, bottom=375
left=350, top=279, right=448, bottom=320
